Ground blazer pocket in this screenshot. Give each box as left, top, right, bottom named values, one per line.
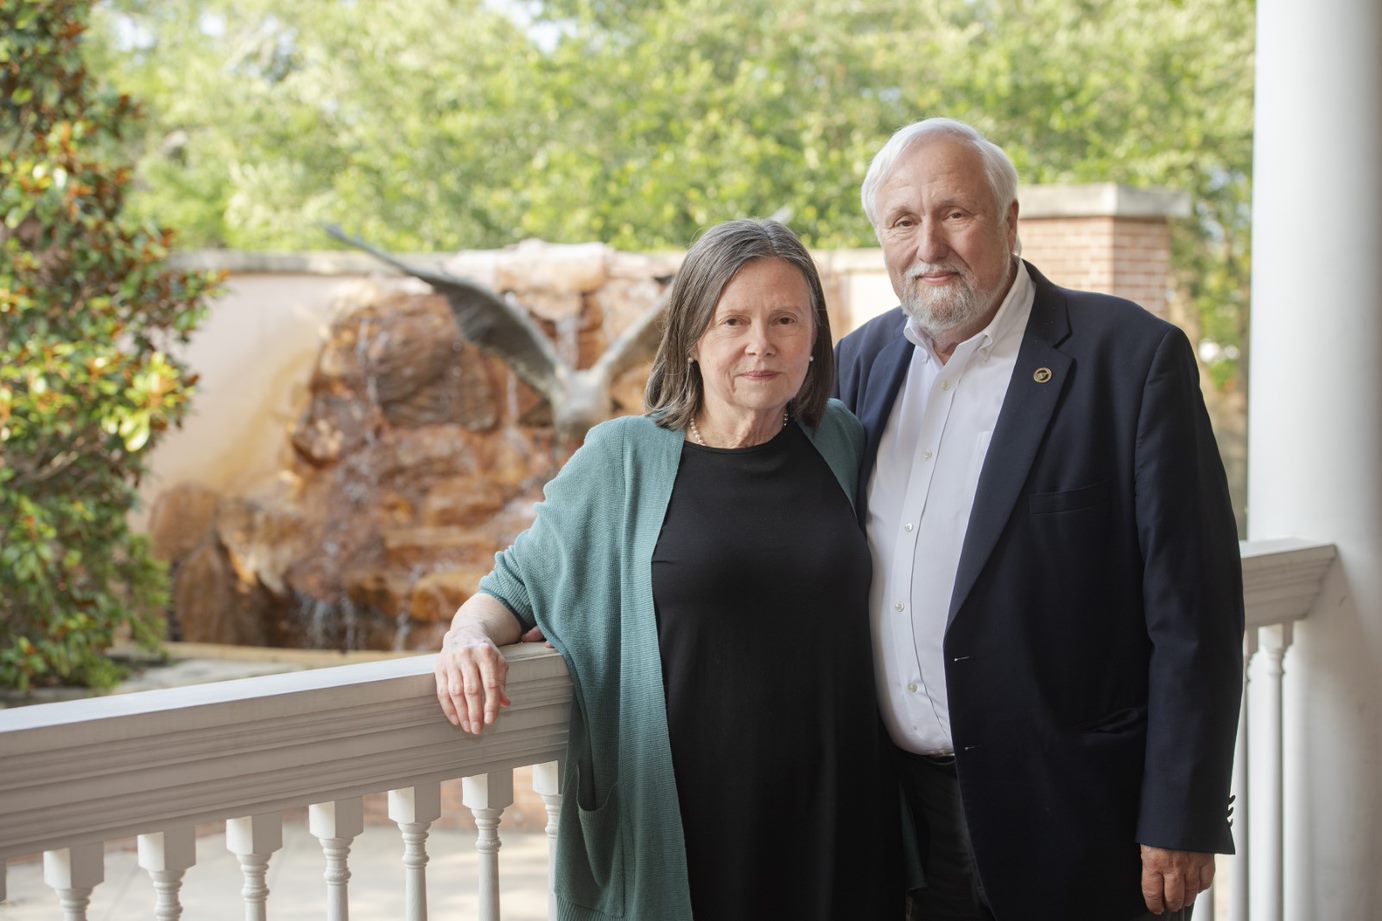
left=1029, top=480, right=1111, bottom=515
left=1079, top=704, right=1148, bottom=735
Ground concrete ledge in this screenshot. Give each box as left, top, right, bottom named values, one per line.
left=1018, top=183, right=1191, bottom=220
left=169, top=250, right=452, bottom=275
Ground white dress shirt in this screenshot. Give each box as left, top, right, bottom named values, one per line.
left=866, top=260, right=1035, bottom=755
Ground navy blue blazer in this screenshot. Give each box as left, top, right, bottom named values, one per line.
left=835, top=263, right=1243, bottom=921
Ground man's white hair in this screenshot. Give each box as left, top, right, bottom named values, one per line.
left=861, top=117, right=1021, bottom=252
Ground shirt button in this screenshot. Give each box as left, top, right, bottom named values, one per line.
left=921, top=450, right=934, bottom=460
left=903, top=522, right=914, bottom=532
left=907, top=682, right=919, bottom=693
left=941, top=380, right=952, bottom=391
left=894, top=601, right=905, bottom=612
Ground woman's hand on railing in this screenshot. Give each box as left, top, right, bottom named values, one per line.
left=436, top=628, right=512, bottom=734
left=435, top=594, right=524, bottom=734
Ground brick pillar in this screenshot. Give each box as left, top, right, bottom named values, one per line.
left=1017, top=184, right=1189, bottom=320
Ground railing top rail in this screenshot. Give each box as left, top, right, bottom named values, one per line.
left=0, top=645, right=557, bottom=733
left=1239, top=539, right=1336, bottom=630
left=0, top=646, right=570, bottom=858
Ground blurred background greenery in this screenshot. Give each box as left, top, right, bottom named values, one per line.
left=87, top=0, right=1253, bottom=389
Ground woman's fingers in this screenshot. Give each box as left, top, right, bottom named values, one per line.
left=434, top=657, right=461, bottom=727
left=481, top=652, right=509, bottom=727
left=433, top=633, right=512, bottom=735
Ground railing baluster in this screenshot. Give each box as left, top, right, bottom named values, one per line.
left=532, top=760, right=563, bottom=921
left=1255, top=625, right=1291, bottom=921
left=388, top=784, right=442, bottom=921
left=310, top=798, right=365, bottom=921
left=227, top=813, right=283, bottom=921
left=463, top=771, right=515, bottom=921
left=137, top=826, right=197, bottom=921
left=42, top=842, right=103, bottom=921
left=1229, top=633, right=1255, bottom=921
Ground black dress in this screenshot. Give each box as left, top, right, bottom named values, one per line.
left=651, top=422, right=901, bottom=920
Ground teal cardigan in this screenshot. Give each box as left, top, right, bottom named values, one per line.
left=478, top=400, right=864, bottom=921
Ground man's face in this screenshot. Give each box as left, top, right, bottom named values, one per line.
left=874, top=137, right=1019, bottom=341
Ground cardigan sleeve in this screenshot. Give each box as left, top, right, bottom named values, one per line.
left=477, top=419, right=626, bottom=638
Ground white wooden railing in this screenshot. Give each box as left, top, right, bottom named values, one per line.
left=0, top=540, right=1336, bottom=920
left=0, top=643, right=571, bottom=920
left=1202, top=538, right=1336, bottom=921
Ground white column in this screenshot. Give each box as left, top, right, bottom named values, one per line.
left=464, top=771, right=515, bottom=921
left=1250, top=3, right=1382, bottom=921
left=227, top=813, right=283, bottom=921
left=533, top=760, right=564, bottom=921
left=310, top=798, right=365, bottom=921
left=389, top=784, right=442, bottom=921
left=138, top=826, right=198, bottom=921
left=43, top=842, right=103, bottom=921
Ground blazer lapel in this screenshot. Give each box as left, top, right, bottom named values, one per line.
left=947, top=267, right=1072, bottom=627
left=857, top=327, right=914, bottom=507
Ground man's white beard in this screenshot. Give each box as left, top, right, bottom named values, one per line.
left=901, top=264, right=990, bottom=341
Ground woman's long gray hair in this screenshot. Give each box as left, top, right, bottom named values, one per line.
left=645, top=219, right=835, bottom=429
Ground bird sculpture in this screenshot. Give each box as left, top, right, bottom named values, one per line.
left=325, top=225, right=670, bottom=442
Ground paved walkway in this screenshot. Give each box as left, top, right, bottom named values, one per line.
left=1, top=823, right=551, bottom=920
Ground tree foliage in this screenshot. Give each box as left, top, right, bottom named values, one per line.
left=1, top=0, right=220, bottom=690
left=90, top=0, right=1253, bottom=386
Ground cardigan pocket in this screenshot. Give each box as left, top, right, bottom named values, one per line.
left=556, top=764, right=627, bottom=916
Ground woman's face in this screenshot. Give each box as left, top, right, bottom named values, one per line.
left=690, top=257, right=816, bottom=424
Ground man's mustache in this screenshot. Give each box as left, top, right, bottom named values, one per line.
left=906, top=263, right=970, bottom=281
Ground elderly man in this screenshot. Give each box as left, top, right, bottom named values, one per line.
left=834, top=118, right=1243, bottom=921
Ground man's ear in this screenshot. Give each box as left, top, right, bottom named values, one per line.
left=1005, top=200, right=1020, bottom=251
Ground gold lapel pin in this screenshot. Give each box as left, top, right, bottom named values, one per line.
left=1033, top=367, right=1052, bottom=383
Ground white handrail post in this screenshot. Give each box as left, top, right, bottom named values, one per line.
left=310, top=798, right=365, bottom=921
left=1228, top=632, right=1255, bottom=921
left=227, top=813, right=283, bottom=921
left=1253, top=624, right=1291, bottom=921
left=43, top=842, right=103, bottom=921
left=464, top=770, right=515, bottom=921
left=388, top=783, right=442, bottom=921
left=533, top=760, right=564, bottom=921
left=137, top=825, right=197, bottom=921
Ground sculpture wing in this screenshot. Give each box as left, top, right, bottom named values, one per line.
left=590, top=285, right=671, bottom=383
left=325, top=225, right=563, bottom=399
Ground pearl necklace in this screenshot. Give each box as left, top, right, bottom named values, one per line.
left=688, top=410, right=789, bottom=447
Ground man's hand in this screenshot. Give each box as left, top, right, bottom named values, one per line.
left=1140, top=845, right=1215, bottom=915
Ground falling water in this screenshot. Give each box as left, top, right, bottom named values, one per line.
left=555, top=314, right=582, bottom=368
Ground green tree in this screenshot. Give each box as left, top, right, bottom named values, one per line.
left=89, top=0, right=1252, bottom=389
left=0, top=0, right=220, bottom=691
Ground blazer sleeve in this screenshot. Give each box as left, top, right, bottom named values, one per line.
left=1132, top=326, right=1244, bottom=853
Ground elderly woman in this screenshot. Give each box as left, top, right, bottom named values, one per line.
left=434, top=219, right=901, bottom=920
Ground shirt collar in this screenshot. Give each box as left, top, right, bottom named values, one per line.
left=903, top=258, right=1032, bottom=363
